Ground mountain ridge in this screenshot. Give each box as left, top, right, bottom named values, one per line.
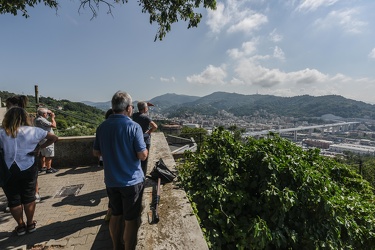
left=157, top=92, right=375, bottom=119
left=83, top=92, right=375, bottom=119
left=3, top=90, right=371, bottom=120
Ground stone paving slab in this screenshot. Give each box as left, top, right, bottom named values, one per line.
left=0, top=165, right=112, bottom=250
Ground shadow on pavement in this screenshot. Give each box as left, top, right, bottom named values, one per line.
left=54, top=165, right=103, bottom=177
left=52, top=189, right=108, bottom=207
left=0, top=211, right=109, bottom=249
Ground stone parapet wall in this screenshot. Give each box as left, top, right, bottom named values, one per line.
left=53, top=136, right=98, bottom=168
left=137, top=132, right=208, bottom=250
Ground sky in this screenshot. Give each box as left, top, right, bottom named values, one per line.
left=1, top=0, right=375, bottom=104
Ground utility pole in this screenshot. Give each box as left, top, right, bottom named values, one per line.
left=34, top=85, right=39, bottom=113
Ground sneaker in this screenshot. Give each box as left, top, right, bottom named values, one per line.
left=46, top=168, right=59, bottom=174
left=38, top=167, right=47, bottom=173
left=27, top=221, right=37, bottom=233
left=35, top=193, right=41, bottom=203
left=15, top=224, right=26, bottom=236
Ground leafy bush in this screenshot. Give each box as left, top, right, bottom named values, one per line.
left=338, top=153, right=375, bottom=189
left=177, top=128, right=375, bottom=249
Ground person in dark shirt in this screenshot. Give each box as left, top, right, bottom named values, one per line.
left=132, top=101, right=158, bottom=175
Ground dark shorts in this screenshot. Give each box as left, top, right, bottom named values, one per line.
left=106, top=182, right=144, bottom=220
left=2, top=163, right=38, bottom=207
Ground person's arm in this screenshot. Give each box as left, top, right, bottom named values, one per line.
left=137, top=149, right=148, bottom=161
left=49, top=112, right=57, bottom=128
left=146, top=121, right=158, bottom=134
left=30, top=132, right=58, bottom=156
left=40, top=132, right=58, bottom=148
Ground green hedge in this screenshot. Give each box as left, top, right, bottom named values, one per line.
left=177, top=128, right=375, bottom=249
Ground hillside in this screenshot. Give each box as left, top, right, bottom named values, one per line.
left=8, top=90, right=373, bottom=125
left=83, top=91, right=375, bottom=120
left=81, top=100, right=111, bottom=111
left=162, top=92, right=375, bottom=119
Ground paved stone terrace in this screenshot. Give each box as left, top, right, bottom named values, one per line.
left=0, top=132, right=208, bottom=250
left=0, top=165, right=112, bottom=250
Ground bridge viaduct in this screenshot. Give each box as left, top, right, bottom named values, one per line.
left=246, top=122, right=360, bottom=141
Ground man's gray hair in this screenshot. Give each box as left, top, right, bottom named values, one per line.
left=137, top=101, right=147, bottom=111
left=112, top=91, right=132, bottom=113
left=37, top=108, right=48, bottom=116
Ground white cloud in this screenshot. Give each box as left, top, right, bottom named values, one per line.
left=331, top=73, right=352, bottom=82
left=287, top=68, right=328, bottom=84
left=160, top=77, right=176, bottom=83
left=228, top=56, right=332, bottom=89
left=227, top=48, right=242, bottom=59
left=206, top=0, right=267, bottom=35
left=206, top=2, right=230, bottom=34
left=229, top=77, right=245, bottom=85
left=368, top=48, right=375, bottom=59
left=227, top=39, right=258, bottom=59
left=234, top=59, right=284, bottom=87
left=186, top=65, right=227, bottom=85
left=269, top=29, right=283, bottom=43
left=296, top=0, right=339, bottom=12
left=242, top=40, right=258, bottom=55
left=227, top=14, right=268, bottom=34
left=273, top=46, right=285, bottom=60
left=228, top=57, right=375, bottom=103
left=314, top=9, right=366, bottom=34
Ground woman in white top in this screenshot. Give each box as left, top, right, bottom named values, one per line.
left=0, top=107, right=58, bottom=236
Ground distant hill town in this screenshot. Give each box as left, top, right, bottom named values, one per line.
left=83, top=92, right=375, bottom=120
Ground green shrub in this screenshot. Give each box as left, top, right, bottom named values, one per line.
left=177, top=128, right=375, bottom=249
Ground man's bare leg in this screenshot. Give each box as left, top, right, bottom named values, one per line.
left=109, top=215, right=123, bottom=250
left=40, top=156, right=46, bottom=168
left=123, top=219, right=138, bottom=250
left=10, top=205, right=25, bottom=226
left=24, top=201, right=36, bottom=226
left=45, top=157, right=52, bottom=169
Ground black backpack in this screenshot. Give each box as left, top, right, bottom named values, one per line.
left=148, top=158, right=176, bottom=184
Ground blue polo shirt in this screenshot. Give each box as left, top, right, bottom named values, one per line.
left=93, top=114, right=146, bottom=187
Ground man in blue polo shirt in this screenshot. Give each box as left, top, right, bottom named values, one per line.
left=93, top=91, right=148, bottom=250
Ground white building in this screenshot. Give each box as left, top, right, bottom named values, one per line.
left=183, top=123, right=200, bottom=128
left=329, top=143, right=375, bottom=155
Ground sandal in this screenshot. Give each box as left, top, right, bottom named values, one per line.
left=27, top=220, right=37, bottom=233
left=15, top=223, right=26, bottom=236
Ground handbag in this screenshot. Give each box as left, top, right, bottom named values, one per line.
left=148, top=158, right=176, bottom=184
left=0, top=147, right=11, bottom=187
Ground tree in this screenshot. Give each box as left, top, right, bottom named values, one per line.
left=0, top=0, right=217, bottom=41
left=227, top=125, right=246, bottom=141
